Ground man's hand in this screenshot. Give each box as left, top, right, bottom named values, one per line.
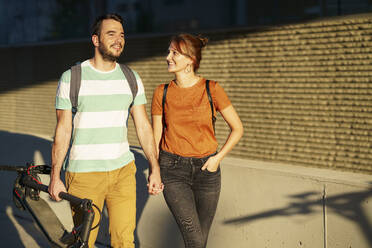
left=48, top=177, right=67, bottom=201
left=147, top=168, right=164, bottom=195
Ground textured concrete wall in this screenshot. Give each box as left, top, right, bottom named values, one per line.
left=0, top=14, right=371, bottom=173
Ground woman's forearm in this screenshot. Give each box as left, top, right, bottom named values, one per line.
left=215, top=105, right=243, bottom=161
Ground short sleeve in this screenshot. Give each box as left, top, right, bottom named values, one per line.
left=55, top=70, right=72, bottom=110
left=151, top=84, right=165, bottom=115
left=212, top=81, right=231, bottom=112
left=132, top=70, right=147, bottom=105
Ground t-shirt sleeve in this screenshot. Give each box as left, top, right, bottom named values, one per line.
left=212, top=81, right=232, bottom=112
left=132, top=70, right=147, bottom=105
left=151, top=84, right=165, bottom=116
left=55, top=69, right=72, bottom=110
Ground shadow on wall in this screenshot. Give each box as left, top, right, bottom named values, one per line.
left=132, top=147, right=150, bottom=248
left=0, top=131, right=167, bottom=248
left=0, top=131, right=52, bottom=165
left=223, top=185, right=372, bottom=247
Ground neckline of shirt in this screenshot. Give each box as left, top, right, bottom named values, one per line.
left=171, top=77, right=205, bottom=90
left=83, top=60, right=118, bottom=74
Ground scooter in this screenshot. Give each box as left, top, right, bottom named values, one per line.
left=0, top=163, right=102, bottom=248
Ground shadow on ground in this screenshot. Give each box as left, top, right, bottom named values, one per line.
left=224, top=185, right=372, bottom=247
left=0, top=131, right=172, bottom=248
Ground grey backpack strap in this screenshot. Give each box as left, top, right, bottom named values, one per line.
left=119, top=64, right=138, bottom=104
left=70, top=64, right=81, bottom=114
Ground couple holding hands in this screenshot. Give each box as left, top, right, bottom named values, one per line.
left=49, top=13, right=243, bottom=248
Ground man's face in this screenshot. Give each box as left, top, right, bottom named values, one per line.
left=97, top=19, right=125, bottom=61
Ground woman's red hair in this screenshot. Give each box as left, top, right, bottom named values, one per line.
left=170, top=33, right=208, bottom=71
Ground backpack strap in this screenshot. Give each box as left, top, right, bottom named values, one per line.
left=162, top=83, right=169, bottom=130
left=69, top=63, right=138, bottom=114
left=119, top=64, right=138, bottom=105
left=206, top=80, right=216, bottom=134
left=70, top=64, right=81, bottom=114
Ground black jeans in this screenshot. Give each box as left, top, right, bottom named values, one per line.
left=159, top=150, right=221, bottom=248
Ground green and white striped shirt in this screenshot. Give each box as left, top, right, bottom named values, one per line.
left=55, top=60, right=146, bottom=172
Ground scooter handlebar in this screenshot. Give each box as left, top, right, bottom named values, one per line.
left=0, top=165, right=27, bottom=172
left=21, top=177, right=86, bottom=207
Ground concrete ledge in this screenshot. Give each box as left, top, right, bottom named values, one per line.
left=137, top=155, right=372, bottom=248
left=222, top=157, right=372, bottom=187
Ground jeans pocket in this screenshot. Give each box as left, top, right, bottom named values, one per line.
left=199, top=152, right=218, bottom=169
left=204, top=165, right=220, bottom=174
left=159, top=152, right=178, bottom=169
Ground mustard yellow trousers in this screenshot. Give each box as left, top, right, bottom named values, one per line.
left=66, top=161, right=136, bottom=248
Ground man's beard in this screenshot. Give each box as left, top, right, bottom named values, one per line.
left=98, top=42, right=123, bottom=62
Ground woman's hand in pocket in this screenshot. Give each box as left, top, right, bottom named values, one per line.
left=201, top=155, right=221, bottom=172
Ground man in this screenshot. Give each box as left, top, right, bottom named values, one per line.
left=48, top=13, right=163, bottom=248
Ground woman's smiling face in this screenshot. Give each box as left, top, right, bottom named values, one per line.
left=166, top=42, right=193, bottom=73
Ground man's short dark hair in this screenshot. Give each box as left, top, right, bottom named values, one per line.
left=91, top=13, right=123, bottom=36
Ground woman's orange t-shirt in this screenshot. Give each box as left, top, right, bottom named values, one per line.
left=151, top=78, right=231, bottom=158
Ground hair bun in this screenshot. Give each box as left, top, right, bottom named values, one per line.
left=198, top=35, right=208, bottom=48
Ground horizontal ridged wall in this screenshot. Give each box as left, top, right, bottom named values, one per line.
left=0, top=14, right=371, bottom=173
left=210, top=16, right=372, bottom=173
left=126, top=15, right=372, bottom=174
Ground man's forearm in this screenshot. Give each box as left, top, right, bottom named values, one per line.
left=49, top=121, right=71, bottom=200
left=51, top=144, right=69, bottom=180
left=51, top=126, right=71, bottom=179
left=48, top=110, right=72, bottom=200
left=131, top=105, right=160, bottom=171
left=132, top=105, right=163, bottom=194
left=136, top=122, right=159, bottom=171
left=51, top=109, right=72, bottom=180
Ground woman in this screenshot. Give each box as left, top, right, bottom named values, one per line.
left=151, top=33, right=243, bottom=248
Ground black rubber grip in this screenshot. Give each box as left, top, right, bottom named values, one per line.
left=22, top=178, right=84, bottom=206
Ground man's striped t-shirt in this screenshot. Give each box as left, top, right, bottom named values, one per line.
left=55, top=60, right=146, bottom=173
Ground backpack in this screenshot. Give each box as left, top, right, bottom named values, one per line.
left=69, top=63, right=138, bottom=113
left=162, top=79, right=216, bottom=133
